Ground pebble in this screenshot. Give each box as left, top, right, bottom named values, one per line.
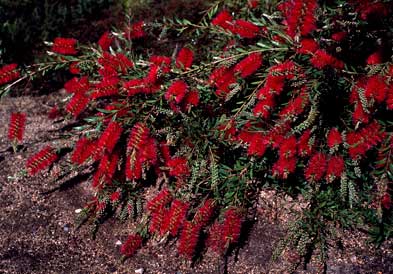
left=115, top=240, right=122, bottom=246
left=75, top=208, right=82, bottom=213
left=135, top=268, right=144, bottom=274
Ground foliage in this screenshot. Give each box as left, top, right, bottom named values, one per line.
left=2, top=0, right=393, bottom=271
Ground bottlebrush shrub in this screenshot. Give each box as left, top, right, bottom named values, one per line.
left=2, top=0, right=393, bottom=270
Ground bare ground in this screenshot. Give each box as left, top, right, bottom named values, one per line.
left=0, top=91, right=392, bottom=274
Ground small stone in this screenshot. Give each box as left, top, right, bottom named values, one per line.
left=75, top=208, right=82, bottom=213
left=63, top=224, right=69, bottom=232
left=115, top=240, right=122, bottom=246
left=135, top=268, right=144, bottom=274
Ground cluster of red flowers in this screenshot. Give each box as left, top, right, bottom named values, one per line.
left=120, top=234, right=143, bottom=257
left=8, top=112, right=26, bottom=143
left=51, top=38, right=78, bottom=55
left=97, top=31, right=114, bottom=51
left=279, top=0, right=318, bottom=39
left=26, top=146, right=58, bottom=175
left=0, top=64, right=20, bottom=86
left=212, top=10, right=261, bottom=38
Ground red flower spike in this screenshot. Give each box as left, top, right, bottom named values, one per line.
left=65, top=92, right=89, bottom=118
left=69, top=62, right=81, bottom=74
left=326, top=156, right=345, bottom=182
left=297, top=39, right=319, bottom=55
left=364, top=75, right=388, bottom=103
left=91, top=77, right=119, bottom=99
left=327, top=128, right=342, bottom=149
left=120, top=234, right=142, bottom=257
left=51, top=37, right=78, bottom=55
left=177, top=221, right=200, bottom=259
left=248, top=0, right=259, bottom=8
left=193, top=199, right=216, bottom=227
left=162, top=199, right=189, bottom=236
left=159, top=142, right=171, bottom=163
left=387, top=86, right=393, bottom=110
left=284, top=0, right=318, bottom=38
left=272, top=157, right=297, bottom=179
left=347, top=121, right=383, bottom=159
left=310, top=50, right=344, bottom=70
left=381, top=193, right=391, bottom=210
left=207, top=222, right=225, bottom=254
left=26, top=146, right=58, bottom=175
left=165, top=80, right=188, bottom=104
left=234, top=52, right=262, bottom=78
left=222, top=208, right=243, bottom=245
left=127, top=123, right=150, bottom=151
left=71, top=137, right=93, bottom=165
left=176, top=47, right=194, bottom=70
left=149, top=207, right=168, bottom=234
left=96, top=121, right=123, bottom=155
left=64, top=77, right=89, bottom=94
left=232, top=19, right=260, bottom=38
left=8, top=112, right=26, bottom=143
left=366, top=51, right=382, bottom=65
left=126, top=21, right=146, bottom=39
left=304, top=152, right=327, bottom=182
left=149, top=55, right=172, bottom=74
left=331, top=31, right=347, bottom=42
left=297, top=129, right=313, bottom=157
left=353, top=103, right=369, bottom=125
left=247, top=133, right=268, bottom=157
left=212, top=10, right=233, bottom=30
left=98, top=31, right=113, bottom=51
left=182, top=90, right=200, bottom=111
left=110, top=191, right=121, bottom=203
left=48, top=106, right=60, bottom=120
left=146, top=188, right=172, bottom=212
left=0, top=63, right=20, bottom=86
left=279, top=136, right=297, bottom=159
left=167, top=157, right=190, bottom=177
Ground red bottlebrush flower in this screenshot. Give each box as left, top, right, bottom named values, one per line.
left=51, top=37, right=78, bottom=55
left=209, top=67, right=237, bottom=96
left=70, top=137, right=94, bottom=165
left=146, top=188, right=172, bottom=212
left=212, top=10, right=233, bottom=30
left=138, top=137, right=158, bottom=165
left=149, top=55, right=172, bottom=74
left=167, top=157, right=190, bottom=177
left=279, top=90, right=309, bottom=119
left=347, top=121, right=383, bottom=159
left=65, top=92, right=89, bottom=118
left=125, top=155, right=143, bottom=180
left=149, top=207, right=168, bottom=234
left=232, top=19, right=260, bottom=38
left=92, top=152, right=119, bottom=188
left=357, top=2, right=389, bottom=20
left=327, top=128, right=342, bottom=149
left=193, top=199, right=216, bottom=227
left=159, top=142, right=171, bottom=163
left=64, top=77, right=89, bottom=94
left=248, top=0, right=259, bottom=8
left=165, top=80, right=188, bottom=103
left=8, top=112, right=26, bottom=143
left=326, top=156, right=345, bottom=182
left=310, top=50, right=344, bottom=69
left=247, top=133, right=268, bottom=157
left=176, top=47, right=194, bottom=70
left=116, top=53, right=134, bottom=73
left=364, top=75, right=388, bottom=103
left=120, top=234, right=142, bottom=257
left=331, top=31, right=347, bottom=42
left=366, top=51, right=382, bottom=65
left=127, top=123, right=150, bottom=151
left=234, top=52, right=262, bottom=78
left=96, top=121, right=123, bottom=154
left=26, top=146, right=58, bottom=175
left=297, top=39, right=319, bottom=54
left=110, top=191, right=121, bottom=203
left=218, top=119, right=237, bottom=140
left=98, top=31, right=113, bottom=51
left=207, top=222, right=225, bottom=254
left=272, top=157, right=297, bottom=179
left=222, top=208, right=243, bottom=246
left=124, top=78, right=153, bottom=96
left=297, top=129, right=314, bottom=157
left=162, top=199, right=189, bottom=236
left=381, top=193, right=391, bottom=210
left=285, top=0, right=317, bottom=38
left=182, top=90, right=200, bottom=111
left=0, top=63, right=20, bottom=86
left=304, top=152, right=327, bottom=182
left=69, top=62, right=81, bottom=74
left=144, top=64, right=160, bottom=85
left=177, top=221, right=200, bottom=259
left=387, top=86, right=393, bottom=110
left=353, top=103, right=369, bottom=125
left=48, top=106, right=60, bottom=119
left=91, top=77, right=119, bottom=99
left=253, top=96, right=275, bottom=119
left=99, top=65, right=118, bottom=79
left=98, top=52, right=133, bottom=74
left=125, top=21, right=145, bottom=39
left=279, top=136, right=297, bottom=159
